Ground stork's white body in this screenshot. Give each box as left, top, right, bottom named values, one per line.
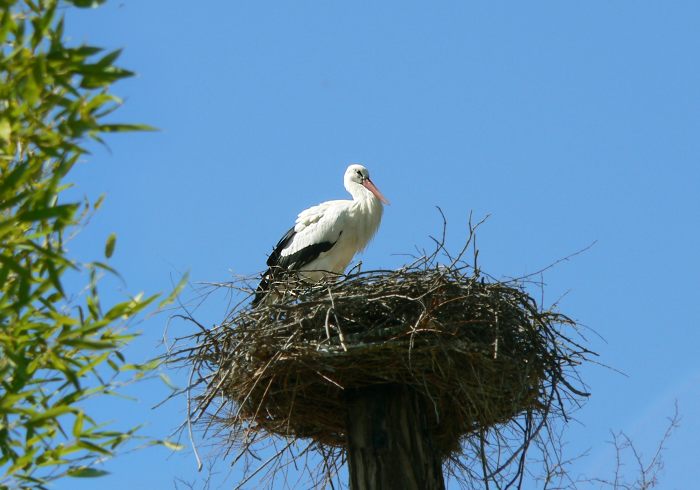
left=253, top=164, right=388, bottom=305
left=287, top=195, right=383, bottom=279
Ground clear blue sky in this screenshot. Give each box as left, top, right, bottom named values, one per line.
left=55, top=1, right=698, bottom=488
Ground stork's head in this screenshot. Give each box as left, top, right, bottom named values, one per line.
left=345, top=164, right=390, bottom=205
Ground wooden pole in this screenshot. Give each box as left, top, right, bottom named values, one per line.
left=345, top=384, right=446, bottom=490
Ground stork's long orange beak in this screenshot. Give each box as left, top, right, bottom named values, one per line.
left=363, top=178, right=390, bottom=205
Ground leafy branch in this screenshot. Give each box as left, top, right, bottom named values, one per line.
left=0, top=1, right=181, bottom=487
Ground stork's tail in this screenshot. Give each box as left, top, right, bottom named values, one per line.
left=251, top=269, right=272, bottom=307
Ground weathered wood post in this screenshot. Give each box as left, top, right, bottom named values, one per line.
left=345, top=384, right=446, bottom=490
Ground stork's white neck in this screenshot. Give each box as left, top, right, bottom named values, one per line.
left=343, top=179, right=384, bottom=254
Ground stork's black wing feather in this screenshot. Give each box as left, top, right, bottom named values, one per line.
left=252, top=227, right=340, bottom=306
left=266, top=226, right=296, bottom=267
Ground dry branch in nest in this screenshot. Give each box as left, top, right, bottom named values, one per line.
left=169, top=221, right=594, bottom=488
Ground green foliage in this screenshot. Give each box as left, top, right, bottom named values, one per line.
left=0, top=1, right=177, bottom=487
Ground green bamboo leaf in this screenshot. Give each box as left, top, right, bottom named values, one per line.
left=93, top=193, right=106, bottom=210
left=0, top=118, right=11, bottom=142
left=79, top=67, right=134, bottom=89
left=104, top=232, right=116, bottom=258
left=160, top=440, right=184, bottom=451
left=65, top=0, right=108, bottom=8
left=98, top=123, right=157, bottom=132
left=63, top=339, right=117, bottom=350
left=18, top=204, right=78, bottom=223
left=7, top=447, right=39, bottom=475
left=28, top=406, right=76, bottom=424
left=94, top=49, right=122, bottom=67
left=90, top=261, right=120, bottom=276
left=72, top=412, right=84, bottom=438
left=158, top=373, right=179, bottom=391
left=67, top=467, right=110, bottom=478
left=158, top=272, right=189, bottom=309
left=76, top=440, right=111, bottom=456
left=0, top=161, right=36, bottom=197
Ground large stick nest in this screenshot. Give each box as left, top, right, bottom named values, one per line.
left=172, top=222, right=593, bottom=488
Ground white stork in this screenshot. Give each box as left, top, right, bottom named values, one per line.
left=253, top=164, right=389, bottom=306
